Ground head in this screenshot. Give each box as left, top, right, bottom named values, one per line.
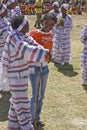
left=61, top=4, right=68, bottom=17
left=6, top=0, right=17, bottom=10
left=2, top=0, right=8, bottom=4
left=11, top=15, right=29, bottom=34
left=41, top=12, right=57, bottom=32
left=0, top=4, right=8, bottom=18
left=52, top=2, right=59, bottom=11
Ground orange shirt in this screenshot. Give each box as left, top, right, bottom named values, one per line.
left=29, top=29, right=53, bottom=52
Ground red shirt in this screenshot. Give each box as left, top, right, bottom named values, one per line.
left=29, top=29, right=53, bottom=52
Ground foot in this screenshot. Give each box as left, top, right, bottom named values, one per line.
left=32, top=121, right=45, bottom=128
left=34, top=24, right=37, bottom=28
left=36, top=121, right=45, bottom=127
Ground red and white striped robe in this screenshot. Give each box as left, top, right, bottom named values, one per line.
left=80, top=25, right=87, bottom=83
left=52, top=13, right=73, bottom=64
left=2, top=30, right=48, bottom=130
left=0, top=17, right=11, bottom=91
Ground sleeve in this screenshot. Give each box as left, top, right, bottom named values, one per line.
left=23, top=39, right=49, bottom=62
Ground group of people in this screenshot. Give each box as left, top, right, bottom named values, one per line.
left=0, top=0, right=87, bottom=130
left=0, top=0, right=57, bottom=130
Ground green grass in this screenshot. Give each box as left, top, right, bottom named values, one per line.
left=0, top=13, right=87, bottom=130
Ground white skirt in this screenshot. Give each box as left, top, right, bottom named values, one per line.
left=0, top=62, right=10, bottom=91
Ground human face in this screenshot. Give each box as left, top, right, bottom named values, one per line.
left=53, top=5, right=59, bottom=11
left=61, top=7, right=67, bottom=17
left=42, top=19, right=56, bottom=32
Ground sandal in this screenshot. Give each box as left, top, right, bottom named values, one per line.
left=36, top=121, right=45, bottom=127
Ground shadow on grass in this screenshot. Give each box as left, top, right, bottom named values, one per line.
left=35, top=126, right=44, bottom=130
left=0, top=91, right=11, bottom=121
left=82, top=85, right=87, bottom=93
left=54, top=62, right=78, bottom=77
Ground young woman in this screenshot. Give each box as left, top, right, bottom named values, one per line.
left=29, top=12, right=57, bottom=127
left=52, top=3, right=73, bottom=65
left=1, top=15, right=50, bottom=130
left=80, top=25, right=87, bottom=85
left=0, top=4, right=11, bottom=91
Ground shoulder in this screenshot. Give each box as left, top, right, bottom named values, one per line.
left=29, top=29, right=41, bottom=37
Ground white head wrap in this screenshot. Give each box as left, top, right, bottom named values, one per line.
left=52, top=2, right=59, bottom=7
left=61, top=4, right=68, bottom=10
left=0, top=4, right=7, bottom=15
left=6, top=0, right=16, bottom=7
left=17, top=16, right=28, bottom=31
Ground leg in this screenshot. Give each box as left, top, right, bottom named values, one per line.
left=8, top=78, right=34, bottom=130
left=82, top=68, right=87, bottom=85
left=29, top=66, right=49, bottom=124
left=34, top=13, right=42, bottom=28
left=37, top=66, right=49, bottom=122
left=29, top=66, right=40, bottom=123
left=8, top=102, right=21, bottom=130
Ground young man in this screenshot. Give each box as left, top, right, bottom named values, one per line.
left=34, top=0, right=43, bottom=29
left=29, top=12, right=57, bottom=127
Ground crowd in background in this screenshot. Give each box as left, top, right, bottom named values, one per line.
left=15, top=0, right=87, bottom=15
left=0, top=0, right=87, bottom=130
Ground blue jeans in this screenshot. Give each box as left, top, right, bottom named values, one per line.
left=29, top=65, right=49, bottom=123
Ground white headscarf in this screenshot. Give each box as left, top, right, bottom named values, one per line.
left=61, top=3, right=68, bottom=10
left=52, top=2, right=59, bottom=8
left=6, top=0, right=16, bottom=7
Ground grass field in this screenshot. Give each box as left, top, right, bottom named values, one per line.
left=0, top=13, right=87, bottom=130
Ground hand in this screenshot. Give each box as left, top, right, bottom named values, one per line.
left=45, top=52, right=51, bottom=63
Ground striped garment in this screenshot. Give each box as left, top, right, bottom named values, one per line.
left=7, top=6, right=22, bottom=23
left=52, top=13, right=73, bottom=64
left=0, top=17, right=11, bottom=60
left=80, top=25, right=87, bottom=83
left=0, top=17, right=11, bottom=91
left=1, top=30, right=48, bottom=130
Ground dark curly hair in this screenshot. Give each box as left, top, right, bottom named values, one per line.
left=41, top=12, right=57, bottom=25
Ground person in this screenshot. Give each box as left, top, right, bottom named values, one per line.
left=29, top=12, right=57, bottom=127
left=1, top=15, right=50, bottom=130
left=6, top=0, right=22, bottom=23
left=50, top=1, right=60, bottom=17
left=80, top=25, right=87, bottom=85
left=34, top=0, right=43, bottom=29
left=52, top=3, right=73, bottom=65
left=0, top=4, right=12, bottom=91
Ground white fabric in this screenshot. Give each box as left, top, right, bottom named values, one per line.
left=0, top=62, right=10, bottom=91
left=52, top=2, right=59, bottom=7
left=6, top=0, right=16, bottom=7
left=61, top=3, right=68, bottom=10
left=0, top=4, right=7, bottom=15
